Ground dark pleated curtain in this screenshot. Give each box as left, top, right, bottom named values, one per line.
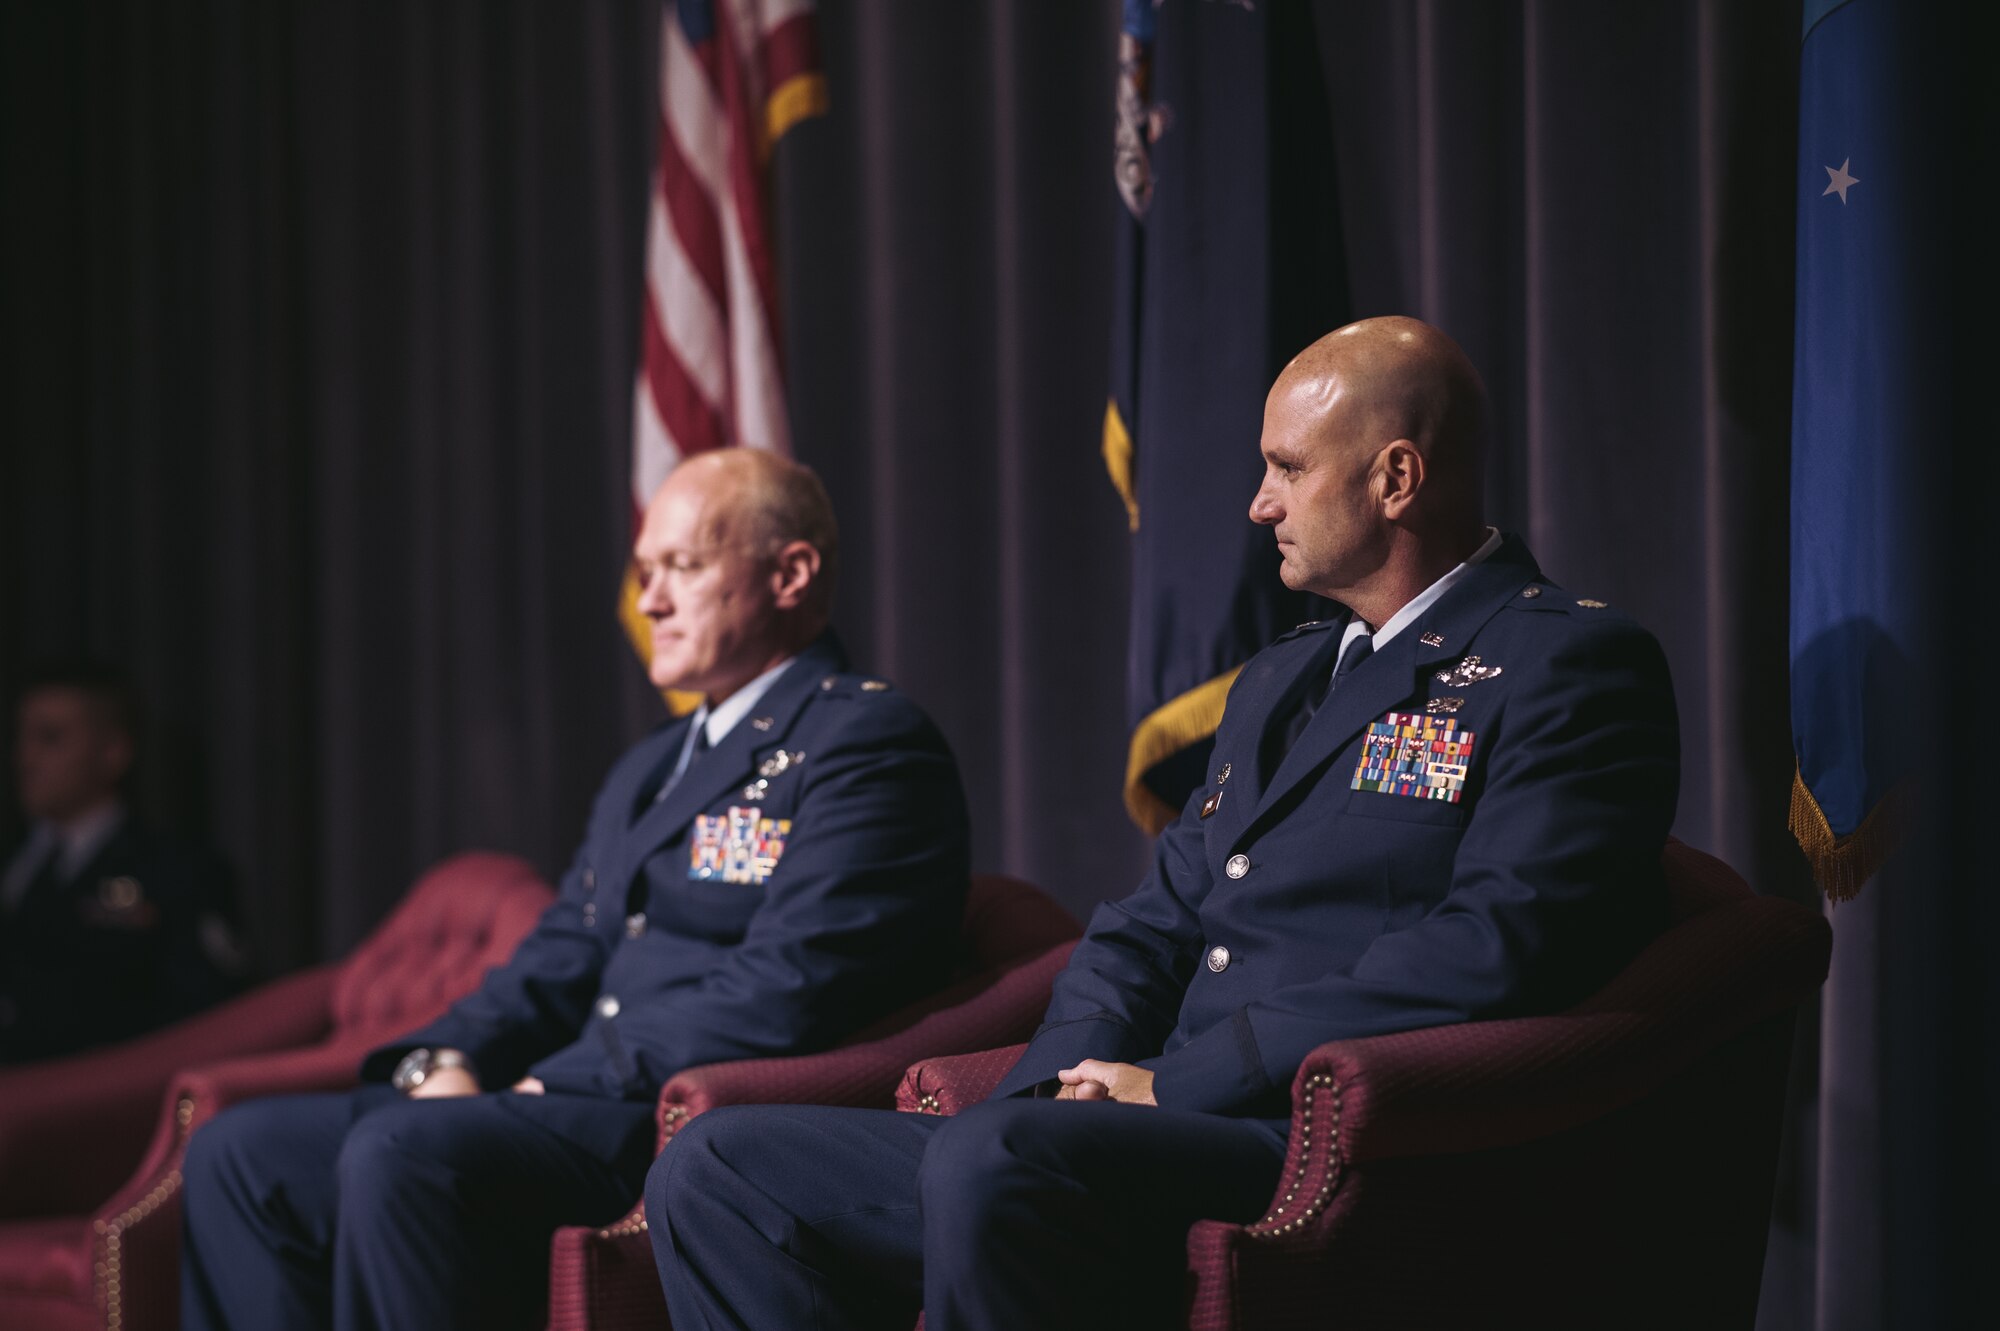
left=1, top=2, right=1970, bottom=1325
left=2, top=0, right=670, bottom=967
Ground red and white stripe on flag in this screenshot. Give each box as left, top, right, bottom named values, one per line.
left=623, top=0, right=826, bottom=668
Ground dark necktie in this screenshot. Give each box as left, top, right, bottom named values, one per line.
left=641, top=717, right=713, bottom=815
left=1333, top=631, right=1375, bottom=687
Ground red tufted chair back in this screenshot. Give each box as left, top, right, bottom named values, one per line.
left=959, top=873, right=1082, bottom=974
left=329, top=851, right=555, bottom=1038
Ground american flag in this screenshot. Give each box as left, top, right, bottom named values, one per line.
left=622, top=0, right=826, bottom=660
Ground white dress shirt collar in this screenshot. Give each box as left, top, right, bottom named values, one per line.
left=1339, top=526, right=1503, bottom=656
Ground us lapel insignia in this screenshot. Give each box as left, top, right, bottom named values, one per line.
left=1352, top=713, right=1478, bottom=804
left=1425, top=695, right=1465, bottom=714
left=1435, top=655, right=1503, bottom=688
left=690, top=806, right=792, bottom=885
left=1201, top=762, right=1232, bottom=818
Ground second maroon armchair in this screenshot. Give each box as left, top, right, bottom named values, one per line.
left=546, top=871, right=1081, bottom=1331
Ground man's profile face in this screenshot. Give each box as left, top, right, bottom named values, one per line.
left=630, top=470, right=788, bottom=700
left=1248, top=374, right=1386, bottom=599
left=15, top=687, right=127, bottom=823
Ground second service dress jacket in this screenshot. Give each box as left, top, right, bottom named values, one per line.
left=363, top=632, right=971, bottom=1141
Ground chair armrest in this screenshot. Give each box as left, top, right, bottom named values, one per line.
left=78, top=1031, right=384, bottom=1331
left=1222, top=894, right=1830, bottom=1247
left=0, top=962, right=340, bottom=1219
left=1320, top=895, right=1830, bottom=1165
left=652, top=943, right=1073, bottom=1149
left=895, top=1043, right=1028, bottom=1115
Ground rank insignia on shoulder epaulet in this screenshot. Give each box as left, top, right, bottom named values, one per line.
left=1576, top=598, right=1608, bottom=609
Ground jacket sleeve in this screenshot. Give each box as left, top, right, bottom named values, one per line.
left=360, top=786, right=627, bottom=1085
left=989, top=785, right=1211, bottom=1099
left=1142, top=618, right=1680, bottom=1116
left=537, top=696, right=970, bottom=1095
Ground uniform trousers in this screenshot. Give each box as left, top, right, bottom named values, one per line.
left=649, top=1098, right=1290, bottom=1331
left=180, top=1085, right=653, bottom=1331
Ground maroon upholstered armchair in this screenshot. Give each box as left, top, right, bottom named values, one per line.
left=0, top=852, right=554, bottom=1331
left=546, top=872, right=1081, bottom=1331
left=896, top=840, right=1832, bottom=1330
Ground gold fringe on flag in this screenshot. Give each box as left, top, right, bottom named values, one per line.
left=1123, top=666, right=1243, bottom=834
left=761, top=74, right=829, bottom=162
left=1102, top=399, right=1140, bottom=533
left=1787, top=758, right=1906, bottom=903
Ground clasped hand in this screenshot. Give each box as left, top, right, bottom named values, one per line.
left=1054, top=1059, right=1156, bottom=1105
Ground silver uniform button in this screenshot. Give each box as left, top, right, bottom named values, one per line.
left=1521, top=585, right=1542, bottom=599
left=596, top=994, right=620, bottom=1019
left=1225, top=854, right=1250, bottom=879
left=625, top=913, right=647, bottom=939
left=1207, top=945, right=1231, bottom=973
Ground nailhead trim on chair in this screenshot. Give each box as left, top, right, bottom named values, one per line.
left=597, top=1209, right=650, bottom=1238
left=94, top=1095, right=196, bottom=1330
left=915, top=1093, right=941, bottom=1114
left=1246, top=1074, right=1342, bottom=1238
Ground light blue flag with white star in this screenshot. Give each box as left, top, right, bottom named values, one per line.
left=1788, top=0, right=1933, bottom=899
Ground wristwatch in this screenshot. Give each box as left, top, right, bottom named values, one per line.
left=390, top=1047, right=473, bottom=1094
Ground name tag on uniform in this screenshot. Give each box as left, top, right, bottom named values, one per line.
left=690, top=805, right=792, bottom=885
left=1352, top=713, right=1477, bottom=804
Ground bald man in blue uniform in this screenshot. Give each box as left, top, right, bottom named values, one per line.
left=179, top=450, right=970, bottom=1331
left=649, top=318, right=1680, bottom=1331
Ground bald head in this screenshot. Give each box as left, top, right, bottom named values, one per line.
left=632, top=448, right=840, bottom=700
left=661, top=448, right=841, bottom=614
left=1273, top=316, right=1488, bottom=509
left=1250, top=317, right=1492, bottom=622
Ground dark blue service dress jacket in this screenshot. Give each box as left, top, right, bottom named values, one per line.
left=363, top=633, right=971, bottom=1155
left=994, top=536, right=1680, bottom=1117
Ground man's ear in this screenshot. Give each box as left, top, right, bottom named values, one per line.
left=1379, top=440, right=1425, bottom=520
left=769, top=540, right=822, bottom=610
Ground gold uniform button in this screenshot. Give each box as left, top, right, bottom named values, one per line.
left=1207, top=945, right=1232, bottom=973
left=1225, top=854, right=1250, bottom=879
left=596, top=995, right=620, bottom=1019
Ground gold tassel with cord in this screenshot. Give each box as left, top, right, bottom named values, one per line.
left=1122, top=667, right=1242, bottom=835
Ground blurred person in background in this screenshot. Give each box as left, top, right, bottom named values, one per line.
left=0, top=662, right=246, bottom=1064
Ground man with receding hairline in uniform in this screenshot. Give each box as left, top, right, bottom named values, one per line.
left=649, top=318, right=1679, bottom=1331
left=180, top=448, right=971, bottom=1331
